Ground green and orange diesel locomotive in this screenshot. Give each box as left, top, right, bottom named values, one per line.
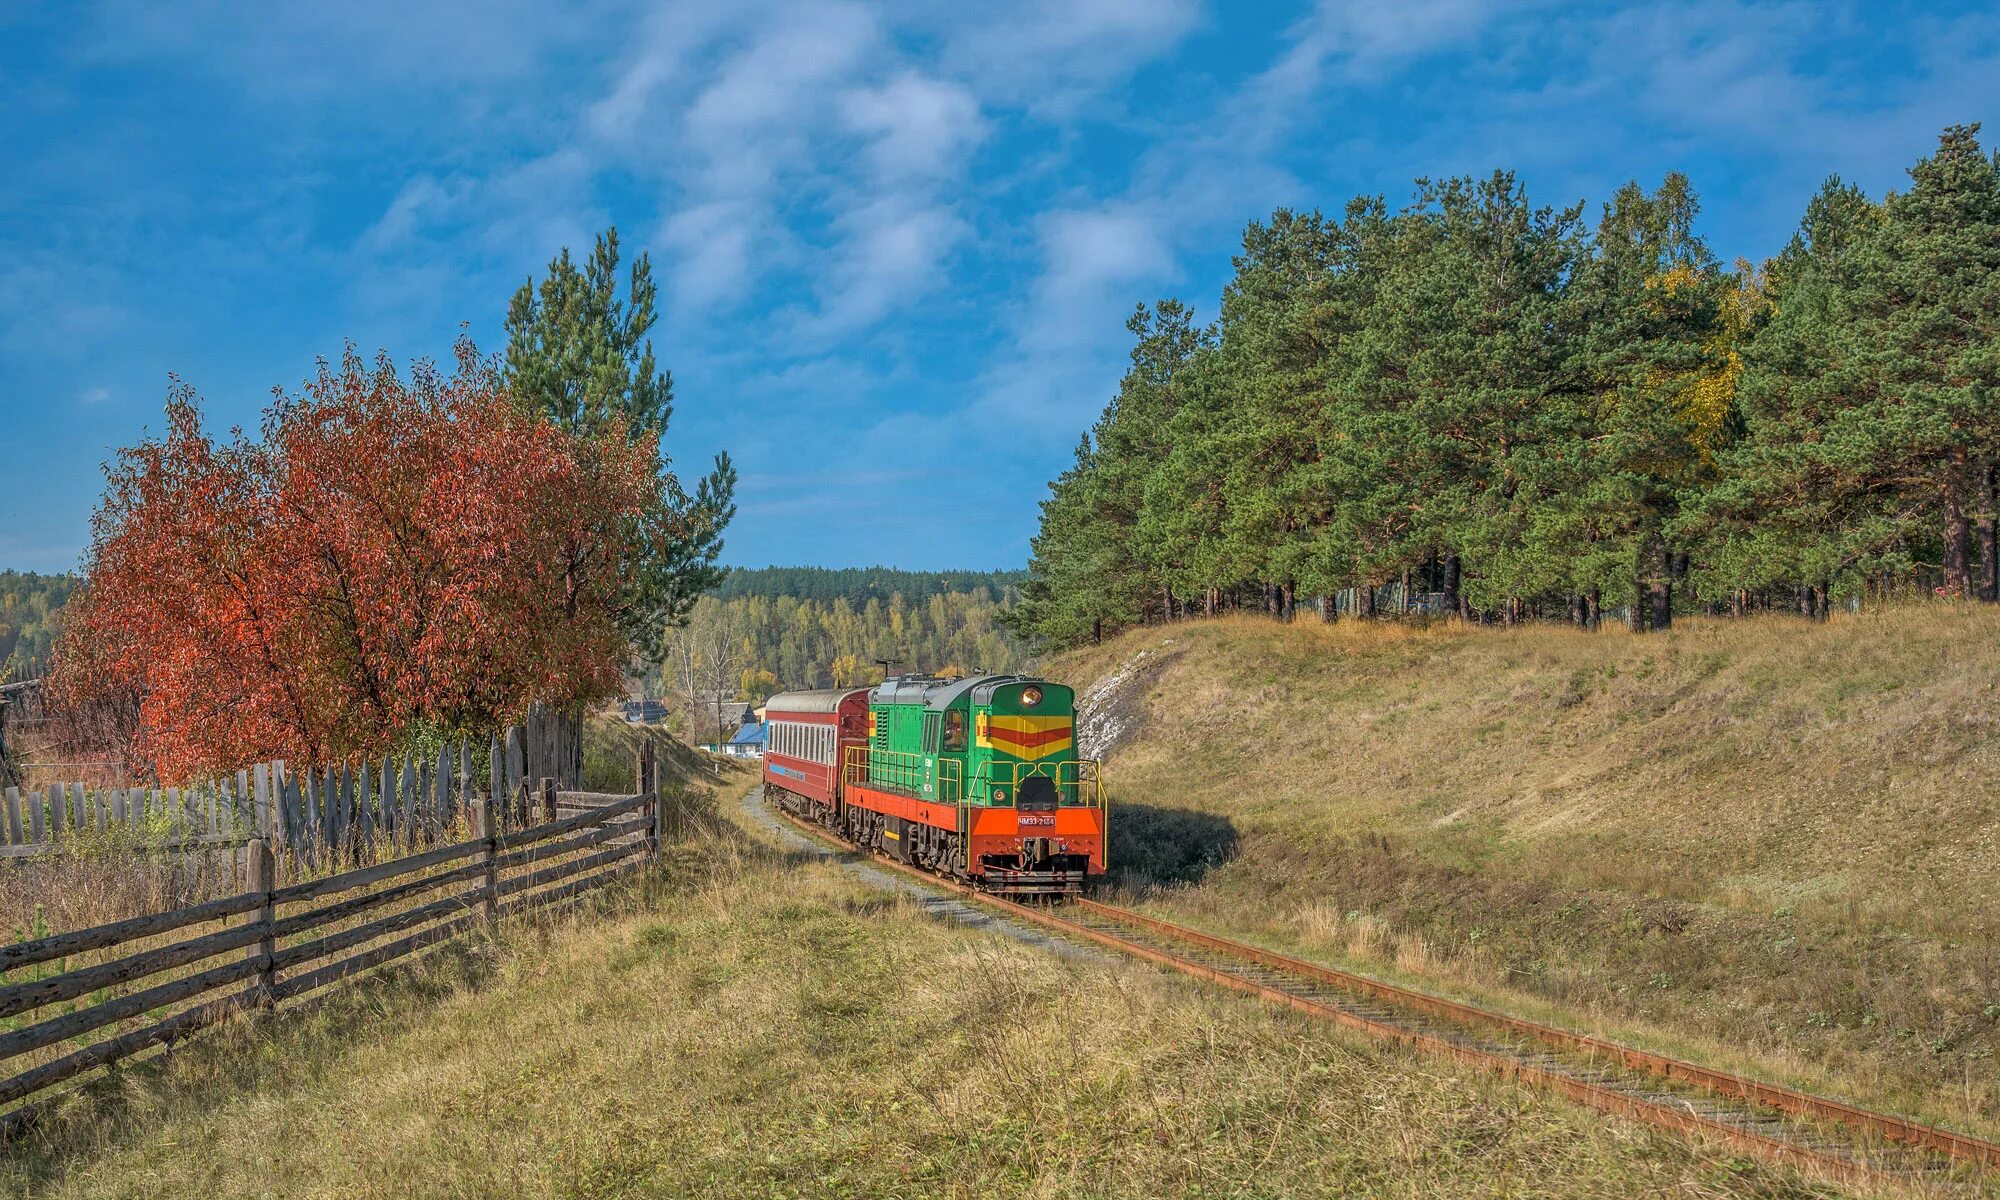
left=762, top=674, right=1107, bottom=894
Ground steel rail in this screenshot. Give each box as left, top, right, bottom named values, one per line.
left=767, top=802, right=1989, bottom=1193
left=1072, top=897, right=2000, bottom=1171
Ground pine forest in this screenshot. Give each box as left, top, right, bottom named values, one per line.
left=1007, top=126, right=2000, bottom=649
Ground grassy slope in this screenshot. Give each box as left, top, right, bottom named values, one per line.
left=1049, top=607, right=2000, bottom=1136
left=581, top=713, right=724, bottom=793
left=6, top=786, right=1829, bottom=1199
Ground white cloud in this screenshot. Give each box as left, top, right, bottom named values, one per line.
left=1287, top=0, right=1506, bottom=83
left=1028, top=208, right=1175, bottom=350
left=77, top=385, right=112, bottom=406
left=839, top=73, right=988, bottom=181
left=662, top=200, right=759, bottom=312
left=584, top=4, right=747, bottom=147
left=931, top=0, right=1203, bottom=111
left=791, top=199, right=969, bottom=338
left=950, top=204, right=1178, bottom=443
left=583, top=3, right=889, bottom=315
left=359, top=175, right=459, bottom=252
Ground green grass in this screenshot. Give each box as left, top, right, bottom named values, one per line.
left=0, top=792, right=1839, bottom=1199
left=1050, top=606, right=2000, bottom=1141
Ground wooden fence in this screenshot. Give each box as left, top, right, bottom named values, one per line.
left=0, top=748, right=672, bottom=1135
left=0, top=702, right=585, bottom=865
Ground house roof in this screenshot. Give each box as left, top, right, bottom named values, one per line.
left=729, top=722, right=768, bottom=746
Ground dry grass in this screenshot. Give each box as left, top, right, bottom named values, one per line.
left=1049, top=605, right=2000, bottom=1138
left=0, top=759, right=752, bottom=1130
left=581, top=714, right=725, bottom=794
left=0, top=796, right=1845, bottom=1200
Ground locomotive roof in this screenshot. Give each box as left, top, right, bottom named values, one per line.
left=763, top=687, right=868, bottom=714
left=871, top=673, right=1060, bottom=710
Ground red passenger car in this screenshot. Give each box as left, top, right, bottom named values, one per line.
left=761, top=688, right=871, bottom=809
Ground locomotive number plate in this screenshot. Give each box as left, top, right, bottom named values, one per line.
left=1018, top=813, right=1055, bottom=828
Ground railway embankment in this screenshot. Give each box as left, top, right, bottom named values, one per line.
left=1050, top=605, right=2000, bottom=1142
left=7, top=767, right=1817, bottom=1199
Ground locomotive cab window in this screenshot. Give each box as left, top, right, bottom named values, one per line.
left=923, top=711, right=942, bottom=754
left=942, top=709, right=966, bottom=752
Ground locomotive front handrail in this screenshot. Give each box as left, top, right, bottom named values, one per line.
left=982, top=758, right=1106, bottom=810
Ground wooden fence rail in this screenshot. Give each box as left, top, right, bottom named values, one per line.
left=0, top=767, right=666, bottom=1136
left=0, top=702, right=585, bottom=866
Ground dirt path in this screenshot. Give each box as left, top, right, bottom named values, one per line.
left=734, top=786, right=1107, bottom=961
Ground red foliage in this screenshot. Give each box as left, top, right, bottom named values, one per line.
left=50, top=341, right=658, bottom=782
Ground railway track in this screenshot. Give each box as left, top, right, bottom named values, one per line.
left=769, top=801, right=2000, bottom=1195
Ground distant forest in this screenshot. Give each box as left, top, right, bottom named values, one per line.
left=2, top=566, right=1031, bottom=702
left=658, top=569, right=1030, bottom=729
left=0, top=571, right=76, bottom=681
left=1009, top=126, right=2000, bottom=649
left=711, top=566, right=1027, bottom=607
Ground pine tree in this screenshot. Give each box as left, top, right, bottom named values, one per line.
left=1558, top=174, right=1726, bottom=630
left=1838, top=126, right=2000, bottom=599
left=503, top=228, right=737, bottom=658
left=1681, top=179, right=1880, bottom=603
left=1011, top=302, right=1208, bottom=647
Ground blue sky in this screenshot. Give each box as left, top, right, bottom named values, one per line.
left=2, top=1, right=1996, bottom=574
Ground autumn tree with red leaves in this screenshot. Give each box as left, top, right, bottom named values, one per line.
left=51, top=339, right=669, bottom=782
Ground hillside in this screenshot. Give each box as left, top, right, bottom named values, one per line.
left=1050, top=605, right=2000, bottom=1137
left=9, top=796, right=1819, bottom=1199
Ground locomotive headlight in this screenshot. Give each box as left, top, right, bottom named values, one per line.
left=993, top=787, right=1009, bottom=803
left=1021, top=686, right=1043, bottom=707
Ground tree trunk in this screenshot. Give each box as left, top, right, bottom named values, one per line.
left=1441, top=553, right=1461, bottom=618
left=1630, top=571, right=1647, bottom=633
left=1204, top=587, right=1218, bottom=617
left=1981, top=462, right=1998, bottom=603
left=1586, top=587, right=1601, bottom=629
left=1568, top=594, right=1586, bottom=628
left=1357, top=580, right=1376, bottom=619
left=1945, top=487, right=1972, bottom=599
left=1796, top=585, right=1813, bottom=619
left=1281, top=580, right=1296, bottom=622
left=1320, top=593, right=1336, bottom=623
left=1649, top=578, right=1672, bottom=631
left=1730, top=588, right=1745, bottom=618
left=1813, top=581, right=1830, bottom=621
left=1091, top=618, right=1103, bottom=645
left=1400, top=569, right=1413, bottom=614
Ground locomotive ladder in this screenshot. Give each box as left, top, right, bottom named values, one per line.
left=769, top=800, right=2000, bottom=1195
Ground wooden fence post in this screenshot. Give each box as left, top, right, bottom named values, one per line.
left=506, top=726, right=526, bottom=826
left=650, top=759, right=666, bottom=859
left=246, top=838, right=276, bottom=1007
left=471, top=798, right=497, bottom=930
left=539, top=777, right=556, bottom=826
left=634, top=741, right=655, bottom=800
